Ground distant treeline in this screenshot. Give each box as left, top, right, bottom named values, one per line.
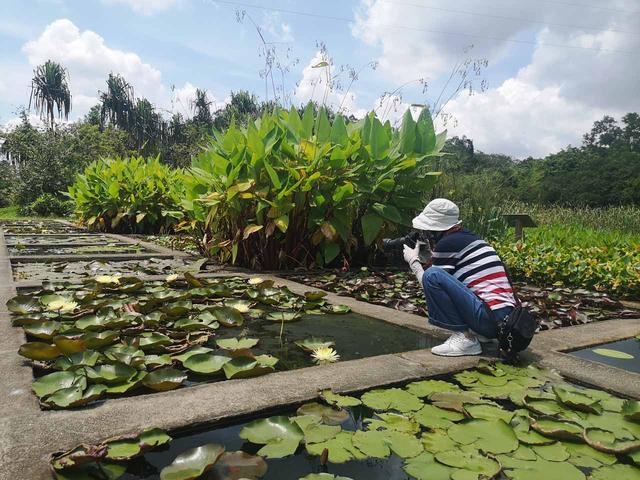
left=442, top=113, right=640, bottom=206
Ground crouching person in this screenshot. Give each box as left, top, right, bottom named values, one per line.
left=403, top=199, right=517, bottom=356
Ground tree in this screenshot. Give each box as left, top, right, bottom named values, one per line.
left=213, top=90, right=261, bottom=131
left=192, top=89, right=213, bottom=127
left=583, top=115, right=622, bottom=149
left=29, top=60, right=72, bottom=129
left=99, top=73, right=135, bottom=131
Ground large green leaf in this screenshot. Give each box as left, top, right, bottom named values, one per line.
left=216, top=337, right=259, bottom=350
left=239, top=416, right=304, bottom=458
left=448, top=419, right=519, bottom=454
left=361, top=388, right=423, bottom=413
left=183, top=353, right=230, bottom=375
left=19, top=341, right=61, bottom=361
left=296, top=402, right=349, bottom=425
left=142, top=367, right=187, bottom=391
left=435, top=448, right=501, bottom=477
left=361, top=213, right=384, bottom=246
left=160, top=443, right=226, bottom=480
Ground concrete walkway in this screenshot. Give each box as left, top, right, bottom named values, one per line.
left=0, top=221, right=638, bottom=479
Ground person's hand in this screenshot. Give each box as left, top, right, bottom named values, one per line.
left=403, top=243, right=420, bottom=265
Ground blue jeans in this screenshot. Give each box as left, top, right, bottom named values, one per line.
left=421, top=266, right=513, bottom=338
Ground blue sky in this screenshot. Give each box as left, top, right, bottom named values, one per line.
left=1, top=0, right=638, bottom=157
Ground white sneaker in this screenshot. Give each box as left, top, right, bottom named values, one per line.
left=432, top=332, right=482, bottom=357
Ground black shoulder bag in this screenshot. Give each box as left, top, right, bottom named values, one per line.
left=495, top=274, right=538, bottom=363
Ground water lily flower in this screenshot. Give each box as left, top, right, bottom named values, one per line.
left=165, top=274, right=179, bottom=283
left=47, top=299, right=78, bottom=312
left=311, top=346, right=340, bottom=365
left=96, top=275, right=120, bottom=285
left=248, top=277, right=264, bottom=285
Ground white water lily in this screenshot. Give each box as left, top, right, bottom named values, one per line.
left=95, top=275, right=120, bottom=285
left=165, top=274, right=179, bottom=283
left=311, top=346, right=340, bottom=365
left=248, top=277, right=264, bottom=285
left=47, top=299, right=78, bottom=312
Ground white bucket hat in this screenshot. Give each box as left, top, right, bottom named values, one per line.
left=412, top=198, right=461, bottom=231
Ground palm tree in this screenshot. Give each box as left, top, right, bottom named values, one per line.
left=29, top=60, right=72, bottom=129
left=192, top=88, right=213, bottom=126
left=99, top=73, right=135, bottom=131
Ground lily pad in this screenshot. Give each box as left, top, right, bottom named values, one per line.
left=436, top=448, right=501, bottom=477
left=172, top=346, right=213, bottom=364
left=403, top=452, right=456, bottom=480
left=584, top=427, right=640, bottom=454
left=421, top=430, right=458, bottom=453
left=413, top=404, right=465, bottom=429
left=19, top=341, right=61, bottom=361
left=87, top=363, right=138, bottom=385
left=239, top=416, right=304, bottom=458
left=531, top=419, right=584, bottom=442
left=502, top=458, right=586, bottom=480
left=267, top=312, right=302, bottom=322
left=53, top=335, right=88, bottom=355
left=320, top=389, right=361, bottom=408
left=553, top=386, right=603, bottom=414
left=33, top=371, right=81, bottom=398
left=532, top=442, right=570, bottom=461
left=216, top=337, right=259, bottom=350
left=138, top=332, right=173, bottom=351
left=183, top=354, right=230, bottom=375
left=589, top=464, right=640, bottom=480
left=295, top=338, right=335, bottom=352
left=351, top=430, right=391, bottom=458
left=464, top=403, right=515, bottom=423
left=564, top=442, right=617, bottom=468
left=105, top=439, right=142, bottom=461
left=296, top=402, right=349, bottom=425
left=54, top=350, right=102, bottom=370
left=306, top=431, right=366, bottom=463
left=211, top=306, right=244, bottom=327
left=622, top=400, right=640, bottom=422
left=448, top=419, right=519, bottom=454
left=23, top=321, right=61, bottom=340
left=366, top=413, right=420, bottom=434
left=7, top=295, right=41, bottom=314
left=142, top=367, right=187, bottom=391
left=361, top=388, right=423, bottom=413
left=405, top=379, right=461, bottom=398
left=223, top=356, right=276, bottom=380
left=160, top=443, right=226, bottom=480
left=592, top=348, right=634, bottom=359
left=209, top=451, right=268, bottom=480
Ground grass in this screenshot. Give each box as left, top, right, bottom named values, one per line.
left=0, top=205, right=21, bottom=219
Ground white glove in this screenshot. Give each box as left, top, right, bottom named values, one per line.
left=403, top=243, right=420, bottom=264
left=403, top=243, right=425, bottom=283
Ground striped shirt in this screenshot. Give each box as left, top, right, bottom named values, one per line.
left=431, top=229, right=517, bottom=310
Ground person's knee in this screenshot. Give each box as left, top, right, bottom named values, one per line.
left=423, top=266, right=446, bottom=287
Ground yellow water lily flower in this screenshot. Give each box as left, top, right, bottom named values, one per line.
left=47, top=299, right=78, bottom=312
left=311, top=346, right=340, bottom=365
left=95, top=275, right=120, bottom=285
left=248, top=277, right=264, bottom=285
left=165, top=274, right=179, bottom=282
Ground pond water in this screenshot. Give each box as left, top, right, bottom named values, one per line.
left=125, top=406, right=412, bottom=479
left=0, top=220, right=84, bottom=234
left=570, top=338, right=640, bottom=373
left=206, top=312, right=433, bottom=373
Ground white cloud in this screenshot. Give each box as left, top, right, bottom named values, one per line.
left=443, top=78, right=612, bottom=158
left=22, top=18, right=165, bottom=114
left=260, top=11, right=294, bottom=43
left=353, top=0, right=640, bottom=157
left=103, top=0, right=179, bottom=15
left=294, top=51, right=366, bottom=117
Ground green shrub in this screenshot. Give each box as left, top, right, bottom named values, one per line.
left=24, top=193, right=73, bottom=217
left=67, top=155, right=184, bottom=233
left=180, top=104, right=445, bottom=269
left=496, top=239, right=640, bottom=298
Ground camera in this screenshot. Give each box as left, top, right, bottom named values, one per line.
left=382, top=230, right=432, bottom=263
